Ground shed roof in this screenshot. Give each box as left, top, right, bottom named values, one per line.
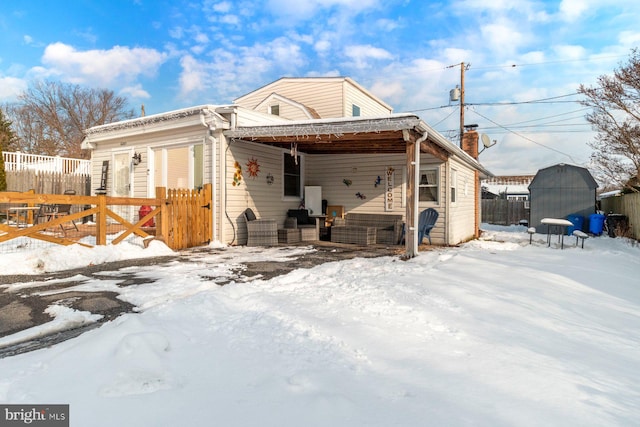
left=529, top=163, right=598, bottom=190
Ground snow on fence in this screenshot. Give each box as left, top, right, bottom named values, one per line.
left=2, top=151, right=90, bottom=176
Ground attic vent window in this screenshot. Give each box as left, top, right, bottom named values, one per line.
left=270, top=105, right=280, bottom=116
left=352, top=104, right=361, bottom=117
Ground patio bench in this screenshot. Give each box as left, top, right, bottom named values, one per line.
left=330, top=213, right=403, bottom=245
left=285, top=209, right=320, bottom=241
left=573, top=230, right=589, bottom=249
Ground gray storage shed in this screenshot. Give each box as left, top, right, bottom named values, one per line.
left=529, top=163, right=598, bottom=232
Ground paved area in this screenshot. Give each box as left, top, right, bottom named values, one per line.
left=0, top=242, right=405, bottom=358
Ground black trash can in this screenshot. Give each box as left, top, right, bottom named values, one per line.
left=606, top=214, right=628, bottom=238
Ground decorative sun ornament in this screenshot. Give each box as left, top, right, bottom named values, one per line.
left=246, top=157, right=260, bottom=178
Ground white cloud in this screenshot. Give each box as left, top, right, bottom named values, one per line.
left=219, top=14, right=240, bottom=25
left=479, top=22, right=527, bottom=55
left=212, top=1, right=232, bottom=13
left=344, top=45, right=393, bottom=69
left=169, top=26, right=184, bottom=39
left=314, top=40, right=331, bottom=54
left=376, top=18, right=401, bottom=32
left=179, top=54, right=208, bottom=97
left=194, top=32, right=210, bottom=44
left=552, top=44, right=587, bottom=61
left=40, top=42, right=168, bottom=87
left=268, top=37, right=305, bottom=67
left=119, top=84, right=151, bottom=99
left=0, top=76, right=28, bottom=101
left=558, top=0, right=589, bottom=22
left=618, top=31, right=640, bottom=48
left=23, top=35, right=33, bottom=45
left=264, top=0, right=380, bottom=23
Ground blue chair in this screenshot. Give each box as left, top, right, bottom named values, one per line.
left=418, top=208, right=439, bottom=245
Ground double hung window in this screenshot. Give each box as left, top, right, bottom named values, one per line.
left=419, top=167, right=439, bottom=203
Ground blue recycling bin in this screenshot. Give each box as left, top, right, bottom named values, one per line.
left=589, top=213, right=605, bottom=235
left=566, top=214, right=584, bottom=235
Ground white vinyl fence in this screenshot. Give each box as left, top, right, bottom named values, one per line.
left=2, top=151, right=90, bottom=175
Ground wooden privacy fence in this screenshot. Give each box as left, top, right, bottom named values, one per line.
left=164, top=186, right=212, bottom=250
left=5, top=170, right=90, bottom=195
left=600, top=192, right=640, bottom=241
left=0, top=184, right=212, bottom=251
left=481, top=199, right=529, bottom=226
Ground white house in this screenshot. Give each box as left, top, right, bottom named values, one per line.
left=81, top=78, right=492, bottom=255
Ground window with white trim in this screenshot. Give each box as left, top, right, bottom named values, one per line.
left=270, top=104, right=280, bottom=116
left=450, top=169, right=457, bottom=203
left=352, top=104, right=361, bottom=117
left=419, top=167, right=439, bottom=203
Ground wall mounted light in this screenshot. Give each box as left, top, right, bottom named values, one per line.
left=132, top=152, right=142, bottom=165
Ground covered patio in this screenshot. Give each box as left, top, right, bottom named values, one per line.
left=225, top=114, right=492, bottom=257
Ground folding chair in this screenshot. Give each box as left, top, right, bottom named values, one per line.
left=49, top=190, right=79, bottom=235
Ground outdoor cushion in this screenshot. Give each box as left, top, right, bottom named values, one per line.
left=244, top=208, right=257, bottom=222
left=287, top=209, right=313, bottom=225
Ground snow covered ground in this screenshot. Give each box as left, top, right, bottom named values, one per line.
left=1, top=225, right=639, bottom=426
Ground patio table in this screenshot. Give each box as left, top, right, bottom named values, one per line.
left=541, top=217, right=573, bottom=249
left=5, top=206, right=41, bottom=228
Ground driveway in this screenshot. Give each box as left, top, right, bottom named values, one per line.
left=0, top=242, right=403, bottom=358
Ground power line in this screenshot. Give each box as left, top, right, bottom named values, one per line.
left=502, top=108, right=591, bottom=126
left=471, top=54, right=628, bottom=71
left=467, top=108, right=581, bottom=163
left=408, top=92, right=584, bottom=114
left=397, top=54, right=628, bottom=77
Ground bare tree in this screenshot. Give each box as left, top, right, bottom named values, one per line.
left=579, top=49, right=640, bottom=192
left=8, top=81, right=134, bottom=159
left=0, top=108, right=13, bottom=191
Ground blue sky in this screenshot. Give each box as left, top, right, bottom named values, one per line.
left=1, top=0, right=639, bottom=176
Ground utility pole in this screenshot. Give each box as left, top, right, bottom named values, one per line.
left=448, top=62, right=470, bottom=146
left=459, top=62, right=465, bottom=146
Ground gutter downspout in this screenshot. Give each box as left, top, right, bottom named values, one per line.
left=404, top=130, right=428, bottom=257
left=216, top=105, right=238, bottom=245
left=445, top=160, right=451, bottom=246
left=201, top=110, right=218, bottom=242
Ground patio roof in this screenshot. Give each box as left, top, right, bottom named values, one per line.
left=225, top=114, right=420, bottom=153
left=223, top=113, right=492, bottom=176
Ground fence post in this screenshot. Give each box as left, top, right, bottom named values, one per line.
left=96, top=194, right=107, bottom=245
left=203, top=183, right=213, bottom=243
left=156, top=186, right=168, bottom=245
left=26, top=188, right=36, bottom=224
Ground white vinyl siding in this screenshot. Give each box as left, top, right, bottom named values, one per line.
left=86, top=123, right=214, bottom=227
left=344, top=82, right=393, bottom=117
left=234, top=77, right=392, bottom=119
left=447, top=159, right=478, bottom=244
left=306, top=154, right=398, bottom=214
left=223, top=140, right=303, bottom=245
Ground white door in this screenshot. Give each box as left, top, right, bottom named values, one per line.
left=113, top=152, right=132, bottom=197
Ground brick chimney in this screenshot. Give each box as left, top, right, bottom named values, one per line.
left=461, top=130, right=479, bottom=159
